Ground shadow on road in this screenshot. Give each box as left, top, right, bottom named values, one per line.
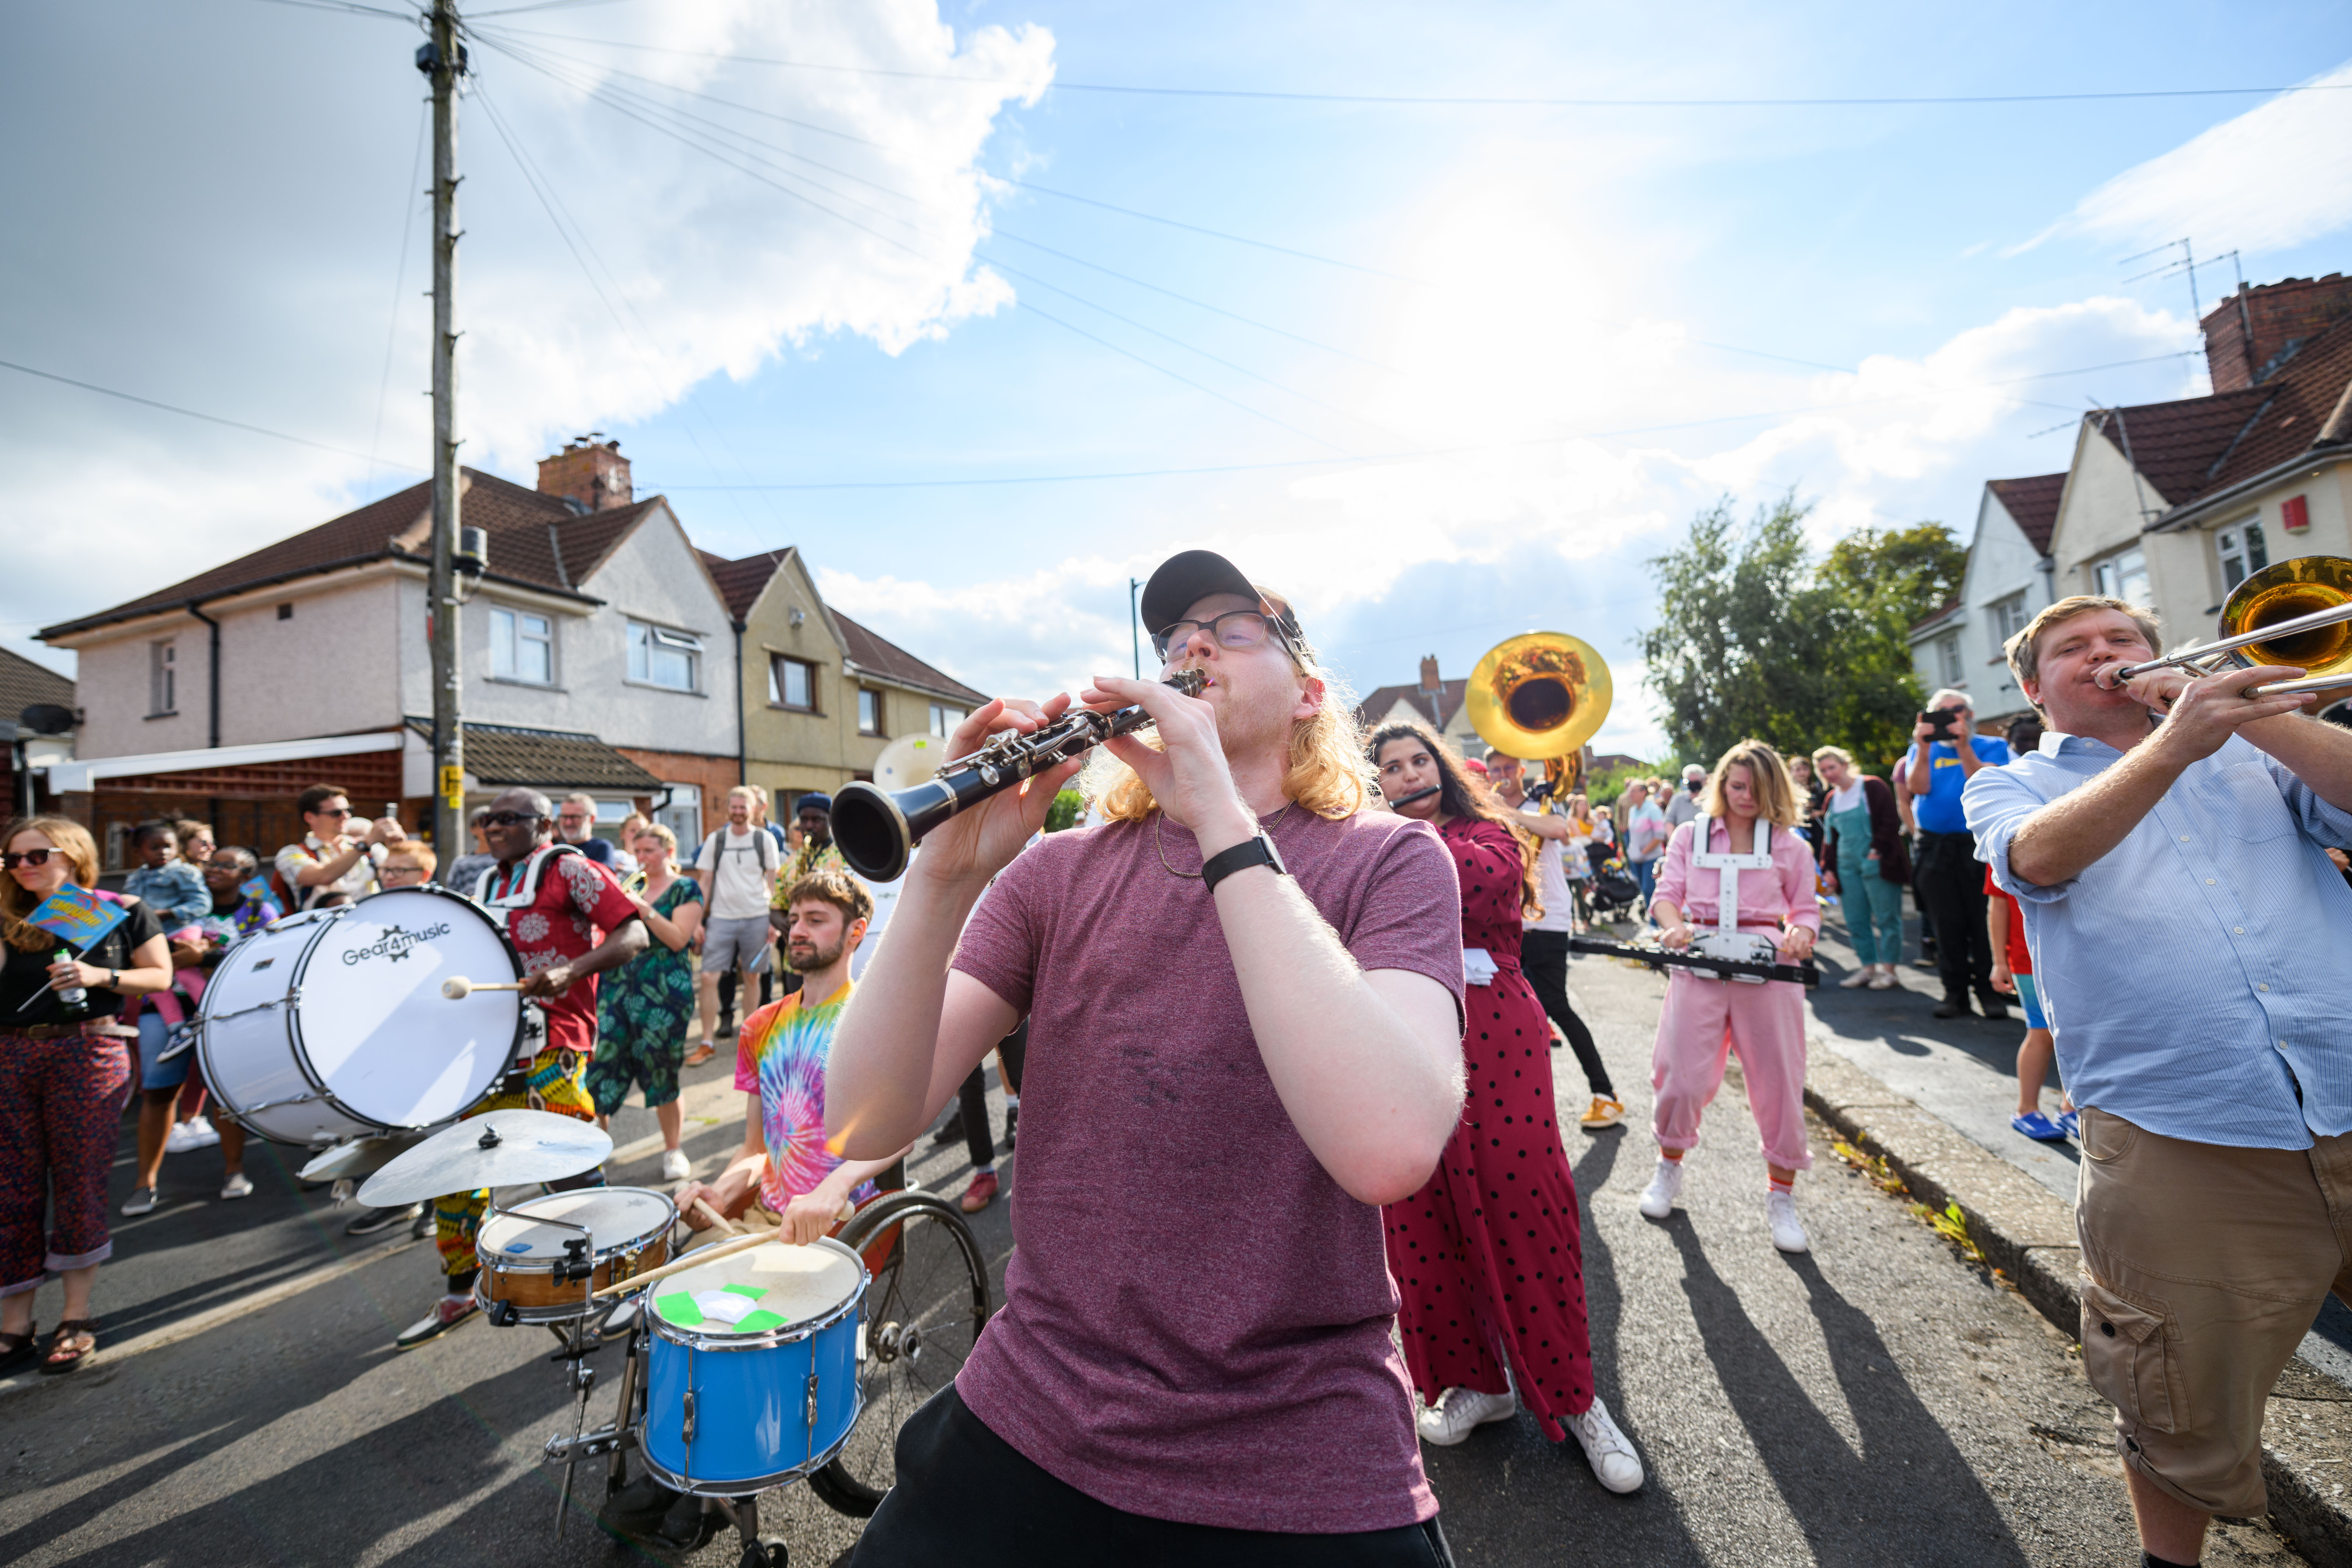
left=1665, top=1222, right=2027, bottom=1566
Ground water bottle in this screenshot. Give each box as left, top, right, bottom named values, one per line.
left=52, top=949, right=92, bottom=1019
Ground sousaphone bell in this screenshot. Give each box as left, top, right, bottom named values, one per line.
left=1464, top=631, right=1613, bottom=799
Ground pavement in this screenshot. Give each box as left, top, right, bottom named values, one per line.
left=0, top=948, right=2320, bottom=1566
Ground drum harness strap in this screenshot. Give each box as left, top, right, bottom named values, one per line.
left=476, top=843, right=585, bottom=1106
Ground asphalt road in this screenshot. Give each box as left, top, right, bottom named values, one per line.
left=0, top=952, right=2309, bottom=1567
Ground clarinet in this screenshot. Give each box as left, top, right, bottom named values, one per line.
left=831, top=669, right=1208, bottom=881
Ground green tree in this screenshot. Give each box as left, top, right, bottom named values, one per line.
left=1638, top=494, right=1957, bottom=772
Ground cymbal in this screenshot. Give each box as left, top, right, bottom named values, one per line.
left=356, top=1109, right=612, bottom=1207
left=298, top=1131, right=431, bottom=1185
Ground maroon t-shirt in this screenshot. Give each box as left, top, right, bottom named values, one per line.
left=949, top=804, right=1465, bottom=1533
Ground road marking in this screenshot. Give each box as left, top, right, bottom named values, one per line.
left=0, top=1233, right=426, bottom=1402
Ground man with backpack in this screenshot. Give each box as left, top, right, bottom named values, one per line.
left=689, top=786, right=780, bottom=1063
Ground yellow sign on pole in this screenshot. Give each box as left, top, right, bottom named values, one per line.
left=440, top=765, right=464, bottom=810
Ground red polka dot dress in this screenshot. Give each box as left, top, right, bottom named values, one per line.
left=1383, top=815, right=1595, bottom=1439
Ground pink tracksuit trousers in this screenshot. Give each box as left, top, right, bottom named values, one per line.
left=1651, top=973, right=1813, bottom=1171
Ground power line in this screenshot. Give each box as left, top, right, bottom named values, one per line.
left=249, top=0, right=422, bottom=21
left=467, top=29, right=1415, bottom=281
left=473, top=30, right=2350, bottom=109
left=473, top=34, right=1363, bottom=450
left=0, top=355, right=426, bottom=469
left=366, top=99, right=432, bottom=486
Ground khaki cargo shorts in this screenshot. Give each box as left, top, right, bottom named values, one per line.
left=2075, top=1107, right=2352, bottom=1517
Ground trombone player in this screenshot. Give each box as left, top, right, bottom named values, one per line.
left=1963, top=591, right=2352, bottom=1568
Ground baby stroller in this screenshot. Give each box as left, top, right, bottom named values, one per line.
left=1585, top=852, right=1644, bottom=925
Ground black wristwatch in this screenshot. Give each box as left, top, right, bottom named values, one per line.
left=1202, top=832, right=1289, bottom=893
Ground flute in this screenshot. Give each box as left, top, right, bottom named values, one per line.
left=831, top=669, right=1209, bottom=881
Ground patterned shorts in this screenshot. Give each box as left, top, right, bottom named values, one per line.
left=586, top=1021, right=688, bottom=1114
left=435, top=1048, right=598, bottom=1281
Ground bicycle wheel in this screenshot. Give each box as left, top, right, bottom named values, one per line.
left=806, top=1190, right=993, bottom=1517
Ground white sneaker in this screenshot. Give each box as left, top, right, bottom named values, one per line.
left=1866, top=966, right=1899, bottom=991
left=220, top=1172, right=254, bottom=1201
left=1415, top=1385, right=1517, bottom=1446
left=121, top=1186, right=158, bottom=1217
left=1838, top=968, right=1872, bottom=988
left=1765, top=1189, right=1809, bottom=1253
left=659, top=1148, right=691, bottom=1182
left=167, top=1115, right=220, bottom=1153
left=1637, top=1158, right=1684, bottom=1220
left=1565, top=1396, right=1645, bottom=1493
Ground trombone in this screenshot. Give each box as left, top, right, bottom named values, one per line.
left=2104, top=555, right=2352, bottom=699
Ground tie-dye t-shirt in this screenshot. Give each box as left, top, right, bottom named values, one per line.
left=736, top=980, right=876, bottom=1214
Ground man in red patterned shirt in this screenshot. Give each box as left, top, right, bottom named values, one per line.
left=396, top=788, right=647, bottom=1349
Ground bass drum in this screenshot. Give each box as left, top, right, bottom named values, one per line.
left=198, top=886, right=523, bottom=1145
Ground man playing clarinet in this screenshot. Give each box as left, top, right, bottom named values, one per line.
left=827, top=549, right=1469, bottom=1565
left=1966, top=594, right=2352, bottom=1568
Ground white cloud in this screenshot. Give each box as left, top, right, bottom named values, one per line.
left=2016, top=61, right=2352, bottom=256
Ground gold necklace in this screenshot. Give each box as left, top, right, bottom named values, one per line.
left=1156, top=800, right=1295, bottom=878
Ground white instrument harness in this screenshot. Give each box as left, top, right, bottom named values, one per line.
left=1685, top=816, right=1780, bottom=983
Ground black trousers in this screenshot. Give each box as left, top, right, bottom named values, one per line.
left=1914, top=829, right=1995, bottom=1002
left=1518, top=930, right=1614, bottom=1099
left=851, top=1385, right=1455, bottom=1568
left=957, top=1020, right=1029, bottom=1169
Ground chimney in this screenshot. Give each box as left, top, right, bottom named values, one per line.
left=2202, top=274, right=2352, bottom=393
left=536, top=434, right=633, bottom=512
left=1418, top=654, right=1440, bottom=695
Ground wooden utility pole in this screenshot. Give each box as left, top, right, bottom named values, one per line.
left=422, top=2, right=466, bottom=855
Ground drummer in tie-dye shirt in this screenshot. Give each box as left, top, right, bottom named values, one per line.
left=675, top=867, right=908, bottom=1245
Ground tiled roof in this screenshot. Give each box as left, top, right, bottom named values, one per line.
left=40, top=469, right=666, bottom=639
left=699, top=548, right=789, bottom=624
left=1355, top=680, right=1469, bottom=732
left=0, top=647, right=76, bottom=738
left=1910, top=597, right=1963, bottom=635
left=834, top=612, right=990, bottom=705
left=405, top=718, right=665, bottom=791
left=1986, top=473, right=2065, bottom=555
left=2086, top=315, right=2352, bottom=524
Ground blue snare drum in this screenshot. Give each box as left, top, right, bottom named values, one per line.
left=640, top=1236, right=867, bottom=1495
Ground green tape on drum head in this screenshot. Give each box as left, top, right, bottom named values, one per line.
left=732, top=1310, right=788, bottom=1333
left=656, top=1292, right=704, bottom=1326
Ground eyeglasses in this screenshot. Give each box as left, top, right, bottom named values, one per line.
left=2, top=849, right=55, bottom=870
left=482, top=811, right=545, bottom=828
left=1152, top=609, right=1296, bottom=665
left=314, top=806, right=353, bottom=819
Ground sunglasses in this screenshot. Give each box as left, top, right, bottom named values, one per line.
left=314, top=807, right=354, bottom=819
left=482, top=811, right=546, bottom=828
left=2, top=849, right=55, bottom=870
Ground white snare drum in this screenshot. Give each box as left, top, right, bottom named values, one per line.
left=198, top=886, right=523, bottom=1145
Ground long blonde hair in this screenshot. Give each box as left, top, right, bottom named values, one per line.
left=2, top=815, right=101, bottom=952
left=1698, top=739, right=1803, bottom=827
left=1087, top=656, right=1372, bottom=824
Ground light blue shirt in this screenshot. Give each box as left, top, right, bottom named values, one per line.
left=1964, top=732, right=2352, bottom=1149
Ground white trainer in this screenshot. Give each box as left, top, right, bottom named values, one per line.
left=1765, top=1189, right=1810, bottom=1253
left=659, top=1148, right=691, bottom=1182
left=167, top=1115, right=220, bottom=1154
left=1415, top=1385, right=1517, bottom=1446
left=1838, top=968, right=1873, bottom=988
left=1565, top=1396, right=1645, bottom=1493
left=1637, top=1158, right=1683, bottom=1220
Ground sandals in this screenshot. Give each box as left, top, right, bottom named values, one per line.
left=40, top=1319, right=97, bottom=1375
left=0, top=1327, right=37, bottom=1376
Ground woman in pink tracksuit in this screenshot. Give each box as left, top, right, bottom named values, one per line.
left=1637, top=739, right=1821, bottom=1253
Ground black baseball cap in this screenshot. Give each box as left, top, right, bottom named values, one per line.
left=1140, top=549, right=1308, bottom=656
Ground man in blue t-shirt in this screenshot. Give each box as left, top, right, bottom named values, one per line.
left=1901, top=688, right=2012, bottom=1019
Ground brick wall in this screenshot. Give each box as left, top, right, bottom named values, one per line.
left=2203, top=274, right=2352, bottom=392
left=612, top=745, right=740, bottom=838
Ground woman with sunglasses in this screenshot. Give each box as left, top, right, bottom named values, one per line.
left=1, top=817, right=173, bottom=1375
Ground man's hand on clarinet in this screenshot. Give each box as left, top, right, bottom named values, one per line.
left=916, top=696, right=1082, bottom=887
left=1083, top=673, right=1255, bottom=854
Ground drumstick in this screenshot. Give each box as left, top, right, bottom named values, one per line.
left=690, top=1198, right=742, bottom=1236
left=590, top=1227, right=774, bottom=1300
left=441, top=976, right=526, bottom=999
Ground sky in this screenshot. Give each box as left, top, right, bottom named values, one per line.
left=5, top=0, right=2351, bottom=760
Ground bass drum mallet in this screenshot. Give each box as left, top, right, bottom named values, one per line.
left=441, top=976, right=528, bottom=999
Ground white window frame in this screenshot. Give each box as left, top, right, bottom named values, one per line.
left=1936, top=633, right=1964, bottom=687
left=857, top=687, right=884, bottom=737
left=2215, top=518, right=2269, bottom=592
left=627, top=620, right=702, bottom=692
left=1989, top=590, right=2029, bottom=644
left=489, top=605, right=555, bottom=685
left=929, top=702, right=965, bottom=738
left=2094, top=546, right=2151, bottom=607
left=149, top=640, right=176, bottom=716
left=769, top=655, right=817, bottom=711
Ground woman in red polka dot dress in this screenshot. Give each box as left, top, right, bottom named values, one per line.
left=1369, top=722, right=1644, bottom=1494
